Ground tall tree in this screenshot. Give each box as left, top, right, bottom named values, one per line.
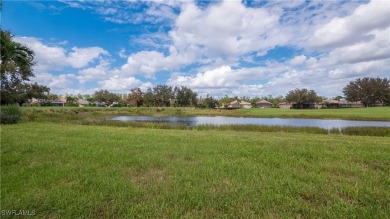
left=285, top=88, right=322, bottom=109
left=173, top=86, right=197, bottom=107
left=65, top=95, right=78, bottom=104
left=1, top=30, right=35, bottom=86
left=1, top=29, right=37, bottom=105
left=219, top=95, right=233, bottom=108
left=93, top=89, right=121, bottom=105
left=142, top=88, right=155, bottom=107
left=197, top=94, right=218, bottom=109
left=127, top=88, right=143, bottom=107
left=343, top=77, right=390, bottom=107
left=153, top=85, right=173, bottom=107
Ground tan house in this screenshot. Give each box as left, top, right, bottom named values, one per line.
left=277, top=102, right=293, bottom=109
left=256, top=100, right=272, bottom=108
left=229, top=100, right=252, bottom=108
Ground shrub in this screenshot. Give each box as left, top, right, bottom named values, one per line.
left=1, top=105, right=23, bottom=124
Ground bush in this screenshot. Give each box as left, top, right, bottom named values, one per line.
left=1, top=105, right=23, bottom=124
left=65, top=102, right=78, bottom=107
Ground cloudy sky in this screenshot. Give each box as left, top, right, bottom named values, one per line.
left=3, top=0, right=389, bottom=97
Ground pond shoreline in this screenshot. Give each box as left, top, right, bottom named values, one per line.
left=111, top=115, right=390, bottom=129
left=21, top=106, right=390, bottom=121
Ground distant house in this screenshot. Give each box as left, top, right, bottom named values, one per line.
left=94, top=102, right=106, bottom=107
left=324, top=99, right=363, bottom=108
left=52, top=97, right=66, bottom=107
left=278, top=102, right=293, bottom=109
left=51, top=101, right=65, bottom=107
left=256, top=100, right=272, bottom=108
left=229, top=100, right=252, bottom=108
left=292, top=103, right=322, bottom=109
left=31, top=97, right=65, bottom=107
left=58, top=97, right=67, bottom=103
left=78, top=99, right=90, bottom=106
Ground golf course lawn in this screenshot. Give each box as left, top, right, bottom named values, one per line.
left=1, top=123, right=389, bottom=218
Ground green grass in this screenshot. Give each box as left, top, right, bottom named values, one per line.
left=1, top=123, right=389, bottom=218
left=21, top=106, right=390, bottom=121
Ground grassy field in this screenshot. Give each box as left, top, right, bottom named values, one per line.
left=1, top=123, right=389, bottom=218
left=20, top=106, right=390, bottom=121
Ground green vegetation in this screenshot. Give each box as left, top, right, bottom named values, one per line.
left=343, top=77, right=390, bottom=107
left=0, top=29, right=50, bottom=105
left=285, top=88, right=321, bottom=109
left=1, top=123, right=389, bottom=218
left=0, top=105, right=23, bottom=124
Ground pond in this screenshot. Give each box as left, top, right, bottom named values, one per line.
left=111, top=116, right=390, bottom=129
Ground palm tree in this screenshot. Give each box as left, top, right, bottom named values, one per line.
left=1, top=30, right=35, bottom=86
left=1, top=29, right=36, bottom=105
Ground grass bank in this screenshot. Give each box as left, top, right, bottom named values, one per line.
left=1, top=123, right=389, bottom=218
left=21, top=106, right=390, bottom=121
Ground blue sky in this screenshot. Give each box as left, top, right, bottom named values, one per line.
left=2, top=0, right=389, bottom=97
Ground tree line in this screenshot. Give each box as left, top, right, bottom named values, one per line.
left=1, top=29, right=389, bottom=108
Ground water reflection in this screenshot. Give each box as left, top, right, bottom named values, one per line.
left=111, top=116, right=390, bottom=129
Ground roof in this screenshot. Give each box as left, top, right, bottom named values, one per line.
left=57, top=97, right=67, bottom=103
left=78, top=99, right=90, bottom=104
left=325, top=99, right=362, bottom=104
left=230, top=100, right=251, bottom=105
left=256, top=100, right=272, bottom=104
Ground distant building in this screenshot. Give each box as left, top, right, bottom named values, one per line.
left=324, top=99, right=363, bottom=108
left=78, top=99, right=90, bottom=106
left=94, top=102, right=106, bottom=107
left=30, top=98, right=65, bottom=107
left=256, top=100, right=272, bottom=108
left=229, top=100, right=252, bottom=108
left=277, top=102, right=293, bottom=109
left=291, top=103, right=322, bottom=109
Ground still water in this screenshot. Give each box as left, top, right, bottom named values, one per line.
left=111, top=116, right=390, bottom=129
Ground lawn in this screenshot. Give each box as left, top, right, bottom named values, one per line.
left=1, top=123, right=389, bottom=218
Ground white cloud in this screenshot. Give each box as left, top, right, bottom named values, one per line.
left=67, top=47, right=109, bottom=68
left=308, top=0, right=390, bottom=49
left=171, top=1, right=287, bottom=58
left=98, top=75, right=152, bottom=92
left=115, top=49, right=193, bottom=77
left=78, top=59, right=111, bottom=83
left=289, top=55, right=307, bottom=66
left=14, top=37, right=109, bottom=71
left=168, top=66, right=238, bottom=88
left=15, top=37, right=67, bottom=71
left=318, top=27, right=390, bottom=67
left=167, top=64, right=284, bottom=97
left=117, top=0, right=291, bottom=77
left=118, top=48, right=127, bottom=59
left=33, top=72, right=75, bottom=90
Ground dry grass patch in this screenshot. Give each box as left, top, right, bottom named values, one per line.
left=130, top=166, right=168, bottom=188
